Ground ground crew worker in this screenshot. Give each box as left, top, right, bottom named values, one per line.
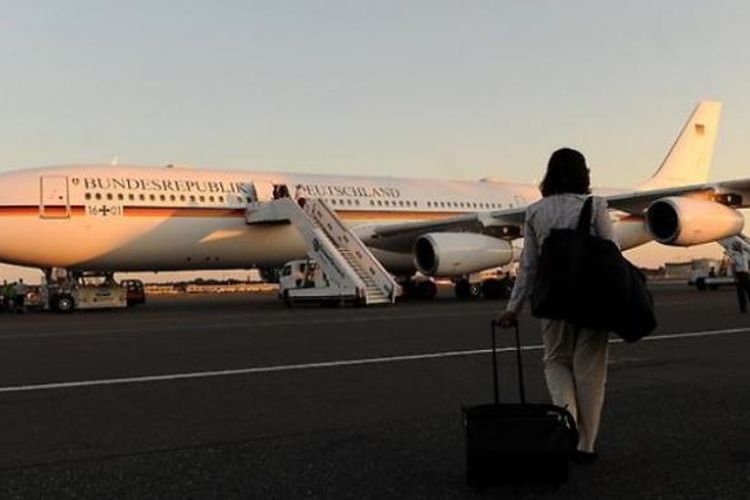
left=3, top=281, right=15, bottom=312
left=0, top=280, right=7, bottom=311
left=496, top=148, right=614, bottom=463
left=728, top=240, right=750, bottom=313
left=13, top=279, right=27, bottom=313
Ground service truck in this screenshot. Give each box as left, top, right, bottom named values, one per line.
left=278, top=258, right=360, bottom=306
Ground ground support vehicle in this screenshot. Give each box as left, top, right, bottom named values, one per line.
left=278, top=259, right=359, bottom=306
left=41, top=270, right=128, bottom=313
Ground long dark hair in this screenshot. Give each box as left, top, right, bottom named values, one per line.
left=539, top=148, right=591, bottom=197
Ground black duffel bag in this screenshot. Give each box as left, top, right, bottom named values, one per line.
left=530, top=196, right=656, bottom=342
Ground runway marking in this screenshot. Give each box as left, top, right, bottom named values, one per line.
left=0, top=326, right=748, bottom=394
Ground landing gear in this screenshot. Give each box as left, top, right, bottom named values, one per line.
left=399, top=278, right=438, bottom=300
left=417, top=280, right=437, bottom=300
left=481, top=277, right=513, bottom=300
left=454, top=278, right=481, bottom=300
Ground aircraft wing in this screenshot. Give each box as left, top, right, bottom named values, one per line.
left=362, top=208, right=526, bottom=252
left=606, top=179, right=750, bottom=214
left=363, top=178, right=750, bottom=249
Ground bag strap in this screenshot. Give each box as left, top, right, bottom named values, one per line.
left=576, top=196, right=594, bottom=235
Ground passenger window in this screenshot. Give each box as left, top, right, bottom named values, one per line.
left=85, top=193, right=91, bottom=200
left=170, top=194, right=176, bottom=201
left=139, top=194, right=145, bottom=201
left=199, top=196, right=205, bottom=202
left=180, top=195, right=186, bottom=201
left=95, top=193, right=102, bottom=200
left=150, top=194, right=156, bottom=201
left=129, top=194, right=135, bottom=201
left=117, top=193, right=124, bottom=201
left=209, top=196, right=215, bottom=202
left=160, top=194, right=166, bottom=201
left=106, top=193, right=113, bottom=200
left=190, top=195, right=196, bottom=202
left=218, top=196, right=224, bottom=202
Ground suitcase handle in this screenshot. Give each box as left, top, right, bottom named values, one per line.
left=491, top=319, right=526, bottom=405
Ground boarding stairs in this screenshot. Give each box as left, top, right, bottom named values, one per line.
left=718, top=234, right=750, bottom=253
left=245, top=197, right=400, bottom=305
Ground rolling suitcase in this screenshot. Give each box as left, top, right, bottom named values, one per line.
left=462, top=320, right=578, bottom=486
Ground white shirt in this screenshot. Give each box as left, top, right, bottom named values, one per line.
left=505, top=194, right=618, bottom=313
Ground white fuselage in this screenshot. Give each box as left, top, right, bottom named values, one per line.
left=0, top=164, right=646, bottom=274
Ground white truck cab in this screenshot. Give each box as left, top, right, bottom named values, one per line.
left=278, top=258, right=359, bottom=306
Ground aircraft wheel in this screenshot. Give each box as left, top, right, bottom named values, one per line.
left=417, top=280, right=437, bottom=300
left=483, top=277, right=514, bottom=300
left=482, top=279, right=499, bottom=299
left=455, top=279, right=471, bottom=299
left=455, top=279, right=481, bottom=299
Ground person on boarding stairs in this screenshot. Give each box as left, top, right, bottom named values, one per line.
left=496, top=148, right=617, bottom=463
left=294, top=184, right=307, bottom=208
left=728, top=240, right=750, bottom=313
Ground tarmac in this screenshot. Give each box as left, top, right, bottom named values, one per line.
left=0, top=283, right=748, bottom=499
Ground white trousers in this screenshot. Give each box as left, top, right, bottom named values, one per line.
left=540, top=319, right=609, bottom=453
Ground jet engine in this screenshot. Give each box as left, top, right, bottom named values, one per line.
left=414, top=232, right=515, bottom=276
left=645, top=197, right=744, bottom=246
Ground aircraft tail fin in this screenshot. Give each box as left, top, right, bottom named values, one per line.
left=638, top=101, right=722, bottom=191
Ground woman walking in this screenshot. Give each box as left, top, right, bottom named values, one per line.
left=496, top=148, right=617, bottom=462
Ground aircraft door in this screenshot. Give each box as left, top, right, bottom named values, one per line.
left=253, top=181, right=276, bottom=202
left=40, top=175, right=70, bottom=218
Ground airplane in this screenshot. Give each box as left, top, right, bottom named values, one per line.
left=0, top=100, right=745, bottom=300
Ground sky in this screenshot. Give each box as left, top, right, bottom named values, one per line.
left=1, top=1, right=749, bottom=281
